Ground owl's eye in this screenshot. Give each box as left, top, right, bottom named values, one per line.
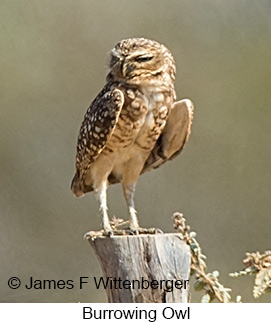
left=134, top=55, right=153, bottom=63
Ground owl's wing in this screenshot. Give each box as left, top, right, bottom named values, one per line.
left=71, top=87, right=124, bottom=196
left=141, top=99, right=194, bottom=174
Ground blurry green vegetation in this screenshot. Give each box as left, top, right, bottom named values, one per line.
left=175, top=213, right=270, bottom=302
left=0, top=0, right=271, bottom=302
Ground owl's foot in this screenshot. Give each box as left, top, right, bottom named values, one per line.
left=84, top=230, right=107, bottom=240
left=84, top=227, right=163, bottom=240
left=83, top=227, right=136, bottom=239
left=84, top=228, right=122, bottom=239
left=128, top=227, right=164, bottom=235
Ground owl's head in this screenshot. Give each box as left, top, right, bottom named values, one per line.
left=108, top=38, right=176, bottom=85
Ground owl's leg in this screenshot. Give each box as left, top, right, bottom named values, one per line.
left=93, top=180, right=112, bottom=233
left=122, top=182, right=139, bottom=231
left=89, top=157, right=114, bottom=234
left=122, top=181, right=162, bottom=235
left=121, top=154, right=147, bottom=231
left=121, top=152, right=164, bottom=235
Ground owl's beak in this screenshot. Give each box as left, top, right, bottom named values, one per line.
left=120, top=59, right=126, bottom=77
left=122, top=61, right=136, bottom=78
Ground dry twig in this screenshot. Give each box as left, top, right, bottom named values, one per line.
left=230, top=251, right=271, bottom=298
left=173, top=212, right=236, bottom=303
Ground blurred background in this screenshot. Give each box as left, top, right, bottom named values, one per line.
left=1, top=0, right=271, bottom=303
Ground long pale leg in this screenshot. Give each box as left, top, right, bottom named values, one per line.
left=121, top=154, right=147, bottom=231
left=121, top=152, right=164, bottom=234
left=122, top=182, right=139, bottom=231
left=89, top=155, right=114, bottom=234
left=94, top=180, right=112, bottom=233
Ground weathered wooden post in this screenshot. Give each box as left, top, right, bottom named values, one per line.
left=87, top=233, right=190, bottom=303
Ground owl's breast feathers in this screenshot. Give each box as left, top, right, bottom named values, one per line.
left=106, top=84, right=174, bottom=152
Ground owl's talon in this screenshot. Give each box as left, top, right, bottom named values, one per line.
left=151, top=228, right=163, bottom=234
left=84, top=230, right=104, bottom=240
left=84, top=226, right=163, bottom=240
left=128, top=227, right=163, bottom=235
left=104, top=230, right=114, bottom=237
left=124, top=229, right=135, bottom=235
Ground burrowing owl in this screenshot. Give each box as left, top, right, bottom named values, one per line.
left=71, top=38, right=194, bottom=234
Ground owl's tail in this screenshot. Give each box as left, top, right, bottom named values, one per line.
left=70, top=173, right=85, bottom=197
left=71, top=171, right=94, bottom=197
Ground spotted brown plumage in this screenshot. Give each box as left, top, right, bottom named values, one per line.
left=71, top=87, right=124, bottom=196
left=71, top=38, right=194, bottom=234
